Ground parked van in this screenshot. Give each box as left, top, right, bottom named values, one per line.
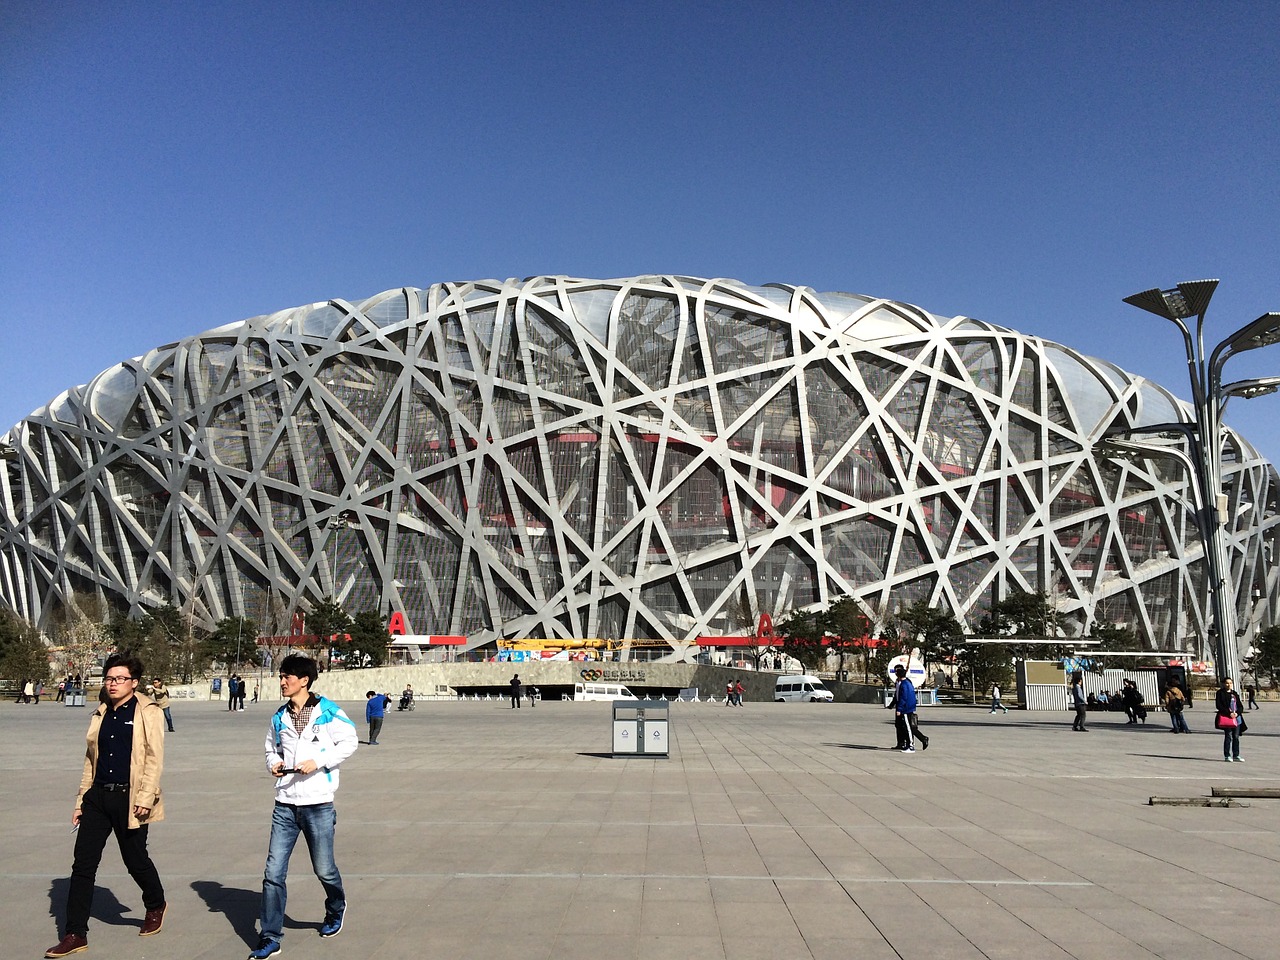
left=774, top=675, right=834, bottom=703
left=573, top=681, right=638, bottom=701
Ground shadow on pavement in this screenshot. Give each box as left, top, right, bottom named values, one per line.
left=191, top=880, right=261, bottom=943
left=46, top=878, right=133, bottom=931
left=823, top=743, right=898, bottom=750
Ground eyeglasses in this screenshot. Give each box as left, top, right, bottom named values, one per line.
left=103, top=676, right=136, bottom=684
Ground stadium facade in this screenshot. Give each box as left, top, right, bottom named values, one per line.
left=1, top=275, right=1277, bottom=660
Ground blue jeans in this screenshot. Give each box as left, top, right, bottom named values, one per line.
left=1222, top=726, right=1240, bottom=759
left=259, top=802, right=344, bottom=941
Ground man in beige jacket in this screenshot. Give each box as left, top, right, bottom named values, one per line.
left=45, top=653, right=167, bottom=958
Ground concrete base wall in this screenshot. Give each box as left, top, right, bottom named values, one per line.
left=166, top=662, right=883, bottom=704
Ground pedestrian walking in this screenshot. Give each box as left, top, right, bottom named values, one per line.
left=1070, top=671, right=1088, bottom=732
left=150, top=678, right=175, bottom=732
left=45, top=654, right=167, bottom=958
left=989, top=682, right=1008, bottom=714
left=1246, top=684, right=1259, bottom=710
left=892, top=665, right=929, bottom=752
left=365, top=690, right=384, bottom=745
left=1163, top=682, right=1190, bottom=734
left=248, top=654, right=358, bottom=960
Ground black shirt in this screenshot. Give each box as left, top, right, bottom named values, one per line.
left=97, top=695, right=137, bottom=784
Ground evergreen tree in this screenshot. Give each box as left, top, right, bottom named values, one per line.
left=0, top=611, right=49, bottom=683
left=349, top=610, right=390, bottom=667
left=1088, top=622, right=1137, bottom=672
left=775, top=608, right=829, bottom=673
left=204, top=616, right=261, bottom=669
left=825, top=597, right=869, bottom=679
left=1246, top=626, right=1280, bottom=690
left=894, top=599, right=963, bottom=677
left=306, top=597, right=352, bottom=668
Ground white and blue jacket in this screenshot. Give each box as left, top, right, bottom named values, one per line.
left=264, top=694, right=358, bottom=805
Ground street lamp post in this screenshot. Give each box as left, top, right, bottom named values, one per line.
left=324, top=510, right=357, bottom=669
left=1119, top=280, right=1280, bottom=683
left=327, top=510, right=357, bottom=601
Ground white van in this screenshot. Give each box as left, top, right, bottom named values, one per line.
left=573, top=681, right=638, bottom=701
left=774, top=674, right=834, bottom=703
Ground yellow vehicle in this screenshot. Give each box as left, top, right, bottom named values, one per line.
left=498, top=638, right=619, bottom=652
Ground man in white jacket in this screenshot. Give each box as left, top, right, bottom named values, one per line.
left=247, top=655, right=358, bottom=960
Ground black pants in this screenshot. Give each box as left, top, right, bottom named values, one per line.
left=1073, top=704, right=1087, bottom=730
left=895, top=712, right=928, bottom=748
left=65, top=785, right=165, bottom=936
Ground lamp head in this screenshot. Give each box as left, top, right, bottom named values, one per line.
left=1231, top=313, right=1280, bottom=352
left=1221, top=376, right=1280, bottom=401
left=1123, top=279, right=1219, bottom=321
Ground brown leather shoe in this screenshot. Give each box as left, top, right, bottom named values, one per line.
left=139, top=902, right=166, bottom=936
left=44, top=934, right=88, bottom=958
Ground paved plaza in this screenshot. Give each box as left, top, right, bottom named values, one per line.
left=3, top=694, right=1279, bottom=960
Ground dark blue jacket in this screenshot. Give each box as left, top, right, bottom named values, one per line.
left=366, top=695, right=386, bottom=722
left=895, top=677, right=918, bottom=712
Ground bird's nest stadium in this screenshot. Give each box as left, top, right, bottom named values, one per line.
left=1, top=275, right=1276, bottom=661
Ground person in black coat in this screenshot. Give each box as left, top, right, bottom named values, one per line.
left=1215, top=678, right=1246, bottom=762
left=1121, top=680, right=1146, bottom=724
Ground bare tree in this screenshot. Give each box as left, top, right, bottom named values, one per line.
left=49, top=592, right=112, bottom=680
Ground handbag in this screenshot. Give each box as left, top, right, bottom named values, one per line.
left=1216, top=714, right=1238, bottom=729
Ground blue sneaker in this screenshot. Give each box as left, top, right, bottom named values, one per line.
left=247, top=938, right=281, bottom=960
left=319, top=910, right=344, bottom=938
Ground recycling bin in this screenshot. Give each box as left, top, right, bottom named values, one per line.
left=612, top=700, right=669, bottom=758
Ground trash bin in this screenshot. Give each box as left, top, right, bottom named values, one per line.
left=66, top=687, right=87, bottom=707
left=612, top=700, right=669, bottom=758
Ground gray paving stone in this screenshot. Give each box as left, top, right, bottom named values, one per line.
left=6, top=697, right=1280, bottom=959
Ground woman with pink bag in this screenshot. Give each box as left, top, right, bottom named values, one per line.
left=1215, top=677, right=1247, bottom=762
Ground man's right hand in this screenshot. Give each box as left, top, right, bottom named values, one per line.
left=271, top=762, right=286, bottom=778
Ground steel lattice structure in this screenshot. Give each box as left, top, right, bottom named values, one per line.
left=1, top=275, right=1277, bottom=657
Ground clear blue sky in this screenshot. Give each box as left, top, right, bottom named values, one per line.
left=3, top=1, right=1279, bottom=461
